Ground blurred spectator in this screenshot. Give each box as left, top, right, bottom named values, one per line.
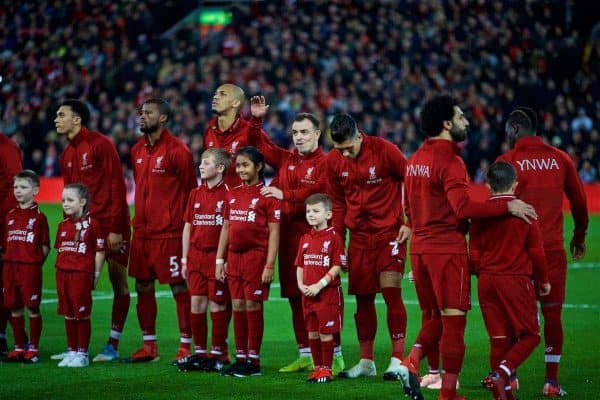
left=0, top=0, right=598, bottom=182
left=579, top=160, right=598, bottom=183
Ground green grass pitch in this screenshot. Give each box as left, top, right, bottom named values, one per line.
left=1, top=204, right=599, bottom=399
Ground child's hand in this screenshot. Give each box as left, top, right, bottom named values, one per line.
left=538, top=282, right=551, bottom=296
left=215, top=262, right=226, bottom=282
left=298, top=283, right=308, bottom=293
left=262, top=266, right=274, bottom=284
left=304, top=283, right=322, bottom=297
left=181, top=261, right=188, bottom=280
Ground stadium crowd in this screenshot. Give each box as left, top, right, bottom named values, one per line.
left=1, top=0, right=599, bottom=181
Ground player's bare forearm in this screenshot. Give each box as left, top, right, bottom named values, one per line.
left=266, top=222, right=280, bottom=268
left=216, top=220, right=229, bottom=261
left=182, top=223, right=191, bottom=260
left=94, top=251, right=105, bottom=289
left=296, top=267, right=304, bottom=289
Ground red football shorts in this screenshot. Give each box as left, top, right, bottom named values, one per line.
left=478, top=274, right=540, bottom=337
left=303, top=286, right=343, bottom=334
left=538, top=249, right=566, bottom=304
left=187, top=248, right=230, bottom=303
left=56, top=269, right=93, bottom=318
left=347, top=240, right=405, bottom=295
left=2, top=262, right=42, bottom=309
left=411, top=253, right=471, bottom=311
left=278, top=223, right=307, bottom=298
left=226, top=249, right=270, bottom=302
left=129, top=236, right=184, bottom=284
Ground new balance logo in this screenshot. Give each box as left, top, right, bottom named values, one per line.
left=288, top=165, right=296, bottom=170
left=325, top=321, right=335, bottom=327
left=79, top=306, right=86, bottom=312
left=194, top=203, right=200, bottom=208
left=31, top=294, right=39, bottom=301
left=7, top=219, right=14, bottom=225
left=216, top=290, right=224, bottom=296
left=136, top=158, right=143, bottom=164
left=253, top=290, right=263, bottom=295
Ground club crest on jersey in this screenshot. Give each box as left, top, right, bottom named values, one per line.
left=153, top=156, right=166, bottom=173
left=367, top=165, right=382, bottom=184
left=322, top=240, right=331, bottom=253
left=302, top=242, right=309, bottom=249
left=194, top=202, right=201, bottom=209
left=7, top=219, right=14, bottom=226
left=250, top=198, right=259, bottom=209
left=341, top=171, right=348, bottom=178
left=81, top=152, right=92, bottom=170
left=288, top=165, right=296, bottom=170
left=136, top=158, right=143, bottom=164
left=230, top=140, right=240, bottom=153
left=216, top=200, right=224, bottom=212
left=27, top=218, right=36, bottom=229
left=67, top=162, right=72, bottom=168
left=305, top=167, right=314, bottom=179
left=274, top=209, right=281, bottom=219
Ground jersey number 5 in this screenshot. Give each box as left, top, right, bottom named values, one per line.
left=169, top=256, right=180, bottom=277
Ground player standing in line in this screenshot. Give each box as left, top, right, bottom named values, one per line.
left=498, top=107, right=588, bottom=397
left=125, top=98, right=197, bottom=363
left=249, top=96, right=345, bottom=375
left=470, top=161, right=551, bottom=400
left=216, top=146, right=280, bottom=377
left=178, top=148, right=232, bottom=372
left=398, top=95, right=537, bottom=400
left=295, top=194, right=345, bottom=384
left=53, top=99, right=131, bottom=362
left=204, top=84, right=276, bottom=186
left=54, top=183, right=105, bottom=367
left=2, top=171, right=49, bottom=363
left=325, top=113, right=410, bottom=380
left=0, top=131, right=22, bottom=358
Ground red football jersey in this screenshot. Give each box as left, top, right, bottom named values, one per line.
left=497, top=136, right=588, bottom=251
left=55, top=214, right=105, bottom=273
left=60, top=127, right=130, bottom=234
left=404, top=139, right=507, bottom=254
left=295, top=227, right=345, bottom=287
left=3, top=204, right=50, bottom=263
left=326, top=135, right=406, bottom=240
left=184, top=180, right=230, bottom=251
left=225, top=182, right=281, bottom=252
left=250, top=116, right=326, bottom=225
left=0, top=133, right=22, bottom=249
left=203, top=116, right=276, bottom=186
left=470, top=195, right=549, bottom=283
left=131, top=128, right=197, bottom=238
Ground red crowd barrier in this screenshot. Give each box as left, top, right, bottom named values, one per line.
left=38, top=177, right=600, bottom=213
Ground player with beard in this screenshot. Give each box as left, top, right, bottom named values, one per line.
left=398, top=95, right=537, bottom=400
left=125, top=98, right=197, bottom=363
left=248, top=97, right=345, bottom=375
left=203, top=84, right=276, bottom=186
left=498, top=107, right=588, bottom=397
left=52, top=99, right=131, bottom=362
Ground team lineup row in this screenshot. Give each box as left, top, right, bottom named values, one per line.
left=0, top=84, right=588, bottom=400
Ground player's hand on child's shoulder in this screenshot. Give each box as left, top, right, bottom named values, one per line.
left=507, top=199, right=537, bottom=224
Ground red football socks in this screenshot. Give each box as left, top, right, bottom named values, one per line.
left=289, top=297, right=309, bottom=350
left=422, top=310, right=440, bottom=372
left=247, top=309, right=264, bottom=358
left=65, top=318, right=77, bottom=351
left=233, top=310, right=248, bottom=358
left=309, top=337, right=322, bottom=367
left=440, top=315, right=466, bottom=375
left=29, top=314, right=42, bottom=350
left=11, top=315, right=26, bottom=349
left=174, top=291, right=192, bottom=350
left=321, top=339, right=334, bottom=369
left=355, top=294, right=377, bottom=359
left=409, top=312, right=443, bottom=362
left=210, top=309, right=230, bottom=359
left=109, top=293, right=130, bottom=350
left=77, top=318, right=91, bottom=353
left=542, top=305, right=563, bottom=381
left=490, top=336, right=512, bottom=371
left=190, top=312, right=207, bottom=353
left=382, top=287, right=407, bottom=359
left=136, top=291, right=157, bottom=344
